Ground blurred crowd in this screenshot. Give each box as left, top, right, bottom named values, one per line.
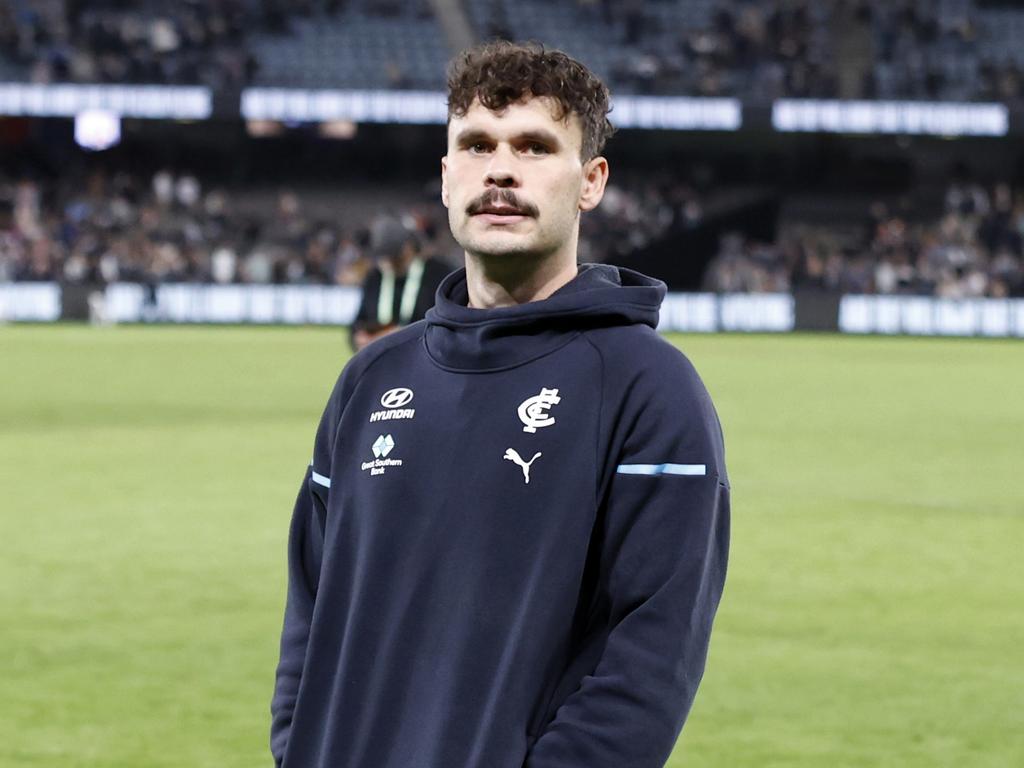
left=726, top=0, right=1017, bottom=103
left=0, top=167, right=683, bottom=286
left=581, top=0, right=1024, bottom=103
left=4, top=164, right=1023, bottom=299
left=866, top=2, right=1024, bottom=104
left=609, top=0, right=837, bottom=99
left=580, top=174, right=704, bottom=263
left=0, top=0, right=256, bottom=88
left=0, top=167, right=440, bottom=285
left=2, top=0, right=1024, bottom=102
left=705, top=182, right=1024, bottom=298
left=0, top=0, right=422, bottom=88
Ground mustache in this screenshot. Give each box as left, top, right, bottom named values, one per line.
left=465, top=189, right=538, bottom=217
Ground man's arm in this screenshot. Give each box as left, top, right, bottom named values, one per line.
left=269, top=466, right=326, bottom=767
left=269, top=369, right=347, bottom=766
left=525, top=350, right=730, bottom=768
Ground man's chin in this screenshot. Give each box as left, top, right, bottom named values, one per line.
left=461, top=233, right=546, bottom=260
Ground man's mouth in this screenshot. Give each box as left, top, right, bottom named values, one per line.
left=473, top=209, right=530, bottom=225
left=476, top=205, right=526, bottom=216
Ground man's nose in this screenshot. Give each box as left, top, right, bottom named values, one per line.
left=484, top=146, right=520, bottom=188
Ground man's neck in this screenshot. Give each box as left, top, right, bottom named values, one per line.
left=465, top=253, right=578, bottom=308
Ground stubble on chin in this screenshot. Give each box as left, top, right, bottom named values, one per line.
left=464, top=234, right=543, bottom=261
left=467, top=220, right=555, bottom=260
left=450, top=211, right=534, bottom=259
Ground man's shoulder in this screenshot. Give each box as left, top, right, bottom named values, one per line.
left=584, top=326, right=724, bottom=479
left=323, top=321, right=426, bottom=419
left=346, top=320, right=426, bottom=375
left=583, top=323, right=694, bottom=378
left=582, top=324, right=716, bottom=418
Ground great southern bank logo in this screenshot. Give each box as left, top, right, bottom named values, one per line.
left=363, top=434, right=402, bottom=476
left=372, top=434, right=395, bottom=458
left=369, top=387, right=415, bottom=423
left=518, top=388, right=561, bottom=433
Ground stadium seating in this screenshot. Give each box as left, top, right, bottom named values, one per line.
left=1, top=1, right=1023, bottom=299
left=1, top=0, right=1023, bottom=101
left=0, top=160, right=695, bottom=288
left=249, top=3, right=449, bottom=89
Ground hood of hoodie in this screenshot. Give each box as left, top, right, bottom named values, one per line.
left=423, top=263, right=666, bottom=372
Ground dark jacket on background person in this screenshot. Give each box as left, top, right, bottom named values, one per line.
left=348, top=255, right=450, bottom=350
left=271, top=263, right=730, bottom=768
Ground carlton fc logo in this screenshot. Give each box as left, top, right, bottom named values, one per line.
left=518, top=388, right=560, bottom=433
left=370, top=387, right=415, bottom=422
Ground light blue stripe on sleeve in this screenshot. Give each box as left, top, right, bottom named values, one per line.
left=617, top=463, right=706, bottom=476
left=311, top=470, right=332, bottom=488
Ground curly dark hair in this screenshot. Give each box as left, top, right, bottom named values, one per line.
left=446, top=40, right=615, bottom=160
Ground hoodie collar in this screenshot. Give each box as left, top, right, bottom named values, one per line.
left=423, top=263, right=666, bottom=372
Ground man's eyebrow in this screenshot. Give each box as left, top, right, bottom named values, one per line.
left=515, top=130, right=561, bottom=148
left=454, top=128, right=562, bottom=148
left=454, top=129, right=491, bottom=146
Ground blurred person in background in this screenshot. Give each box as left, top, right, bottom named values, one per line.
left=348, top=215, right=449, bottom=351
left=0, top=198, right=22, bottom=282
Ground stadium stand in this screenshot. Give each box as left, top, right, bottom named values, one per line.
left=1, top=0, right=1024, bottom=302
left=4, top=154, right=1021, bottom=299
left=248, top=1, right=449, bottom=90
left=466, top=0, right=835, bottom=98
left=0, top=0, right=255, bottom=87
left=0, top=0, right=1023, bottom=101
left=0, top=0, right=446, bottom=90
left=0, top=163, right=690, bottom=287
left=0, top=165, right=437, bottom=285
left=704, top=181, right=1024, bottom=298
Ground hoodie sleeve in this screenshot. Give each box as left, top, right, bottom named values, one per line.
left=525, top=345, right=730, bottom=768
left=269, top=376, right=343, bottom=767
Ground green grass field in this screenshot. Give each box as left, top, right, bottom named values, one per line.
left=1, top=325, right=1022, bottom=768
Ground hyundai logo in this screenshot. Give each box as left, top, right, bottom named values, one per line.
left=380, top=388, right=414, bottom=409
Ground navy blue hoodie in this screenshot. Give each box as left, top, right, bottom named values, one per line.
left=271, top=264, right=730, bottom=768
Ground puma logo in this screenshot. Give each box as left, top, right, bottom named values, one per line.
left=503, top=448, right=542, bottom=484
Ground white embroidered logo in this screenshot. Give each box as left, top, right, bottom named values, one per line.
left=504, top=448, right=542, bottom=484
left=370, top=388, right=415, bottom=422
left=363, top=434, right=402, bottom=476
left=517, top=388, right=561, bottom=433
left=380, top=388, right=413, bottom=408
left=372, top=434, right=395, bottom=458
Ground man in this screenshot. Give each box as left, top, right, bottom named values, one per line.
left=271, top=41, right=729, bottom=768
left=349, top=216, right=450, bottom=352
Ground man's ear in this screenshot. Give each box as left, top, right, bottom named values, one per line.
left=579, top=156, right=609, bottom=212
left=440, top=156, right=449, bottom=208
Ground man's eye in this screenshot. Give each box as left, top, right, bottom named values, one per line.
left=526, top=143, right=550, bottom=155
left=469, top=143, right=490, bottom=153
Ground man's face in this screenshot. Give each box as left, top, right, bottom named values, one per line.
left=441, top=96, right=607, bottom=262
